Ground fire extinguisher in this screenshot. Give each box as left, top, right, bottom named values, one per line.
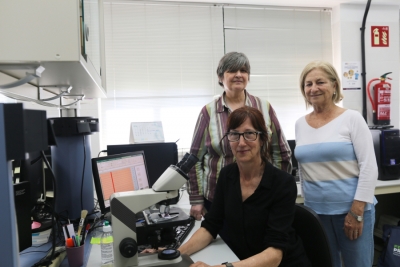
left=367, top=72, right=392, bottom=125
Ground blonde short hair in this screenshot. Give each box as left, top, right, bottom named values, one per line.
left=299, top=61, right=344, bottom=108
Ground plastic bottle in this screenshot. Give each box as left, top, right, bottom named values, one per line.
left=101, top=220, right=114, bottom=267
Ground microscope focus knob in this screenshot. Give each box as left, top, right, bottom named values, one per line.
left=119, top=238, right=138, bottom=258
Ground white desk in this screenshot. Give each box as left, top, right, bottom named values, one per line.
left=86, top=190, right=239, bottom=266
left=295, top=179, right=400, bottom=203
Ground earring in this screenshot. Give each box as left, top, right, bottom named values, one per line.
left=334, top=92, right=336, bottom=95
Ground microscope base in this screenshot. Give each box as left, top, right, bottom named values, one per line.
left=138, top=253, right=193, bottom=267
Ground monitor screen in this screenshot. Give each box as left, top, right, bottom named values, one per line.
left=106, top=143, right=178, bottom=187
left=107, top=143, right=180, bottom=205
left=92, top=151, right=150, bottom=215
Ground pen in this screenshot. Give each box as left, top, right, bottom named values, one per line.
left=62, top=225, right=69, bottom=241
left=72, top=236, right=77, bottom=247
left=81, top=224, right=90, bottom=245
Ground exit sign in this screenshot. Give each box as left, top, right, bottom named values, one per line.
left=371, top=26, right=389, bottom=47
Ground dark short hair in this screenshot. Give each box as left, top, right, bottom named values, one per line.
left=216, top=52, right=251, bottom=87
left=223, top=106, right=271, bottom=164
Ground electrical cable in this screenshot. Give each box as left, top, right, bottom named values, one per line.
left=40, top=151, right=57, bottom=267
left=81, top=135, right=87, bottom=211
left=98, top=150, right=107, bottom=157
left=360, top=0, right=372, bottom=122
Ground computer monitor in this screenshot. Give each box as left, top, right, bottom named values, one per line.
left=107, top=143, right=180, bottom=205
left=92, top=151, right=150, bottom=215
left=107, top=143, right=178, bottom=187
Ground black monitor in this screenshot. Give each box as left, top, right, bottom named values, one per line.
left=107, top=143, right=178, bottom=187
left=288, top=140, right=298, bottom=177
left=92, top=151, right=151, bottom=215
left=107, top=143, right=180, bottom=205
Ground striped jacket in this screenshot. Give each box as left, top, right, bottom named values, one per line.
left=188, top=90, right=292, bottom=205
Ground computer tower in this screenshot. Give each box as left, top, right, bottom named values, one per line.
left=370, top=129, right=400, bottom=181
left=14, top=181, right=32, bottom=251
left=380, top=129, right=400, bottom=180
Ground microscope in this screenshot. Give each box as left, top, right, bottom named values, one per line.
left=110, top=153, right=198, bottom=267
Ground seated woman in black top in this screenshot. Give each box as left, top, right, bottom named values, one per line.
left=178, top=106, right=310, bottom=267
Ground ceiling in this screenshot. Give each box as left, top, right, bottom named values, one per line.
left=151, top=0, right=400, bottom=8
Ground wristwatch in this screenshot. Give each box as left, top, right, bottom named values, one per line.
left=349, top=210, right=363, bottom=222
left=222, top=263, right=234, bottom=267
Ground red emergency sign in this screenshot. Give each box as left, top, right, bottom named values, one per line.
left=371, top=26, right=389, bottom=47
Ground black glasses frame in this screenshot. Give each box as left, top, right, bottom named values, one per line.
left=225, top=131, right=263, bottom=142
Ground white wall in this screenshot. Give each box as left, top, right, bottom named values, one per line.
left=332, top=3, right=399, bottom=127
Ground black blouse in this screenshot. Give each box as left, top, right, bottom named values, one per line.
left=201, top=162, right=311, bottom=267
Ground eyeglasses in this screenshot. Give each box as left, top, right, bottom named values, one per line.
left=225, top=131, right=263, bottom=142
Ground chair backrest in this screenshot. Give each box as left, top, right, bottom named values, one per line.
left=292, top=204, right=333, bottom=267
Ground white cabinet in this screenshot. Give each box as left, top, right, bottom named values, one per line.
left=0, top=0, right=106, bottom=99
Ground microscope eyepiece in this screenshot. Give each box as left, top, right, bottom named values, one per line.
left=177, top=153, right=198, bottom=174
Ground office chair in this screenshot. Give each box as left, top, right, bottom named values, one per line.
left=292, top=204, right=333, bottom=267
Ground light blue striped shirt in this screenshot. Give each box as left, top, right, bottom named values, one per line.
left=295, top=110, right=378, bottom=215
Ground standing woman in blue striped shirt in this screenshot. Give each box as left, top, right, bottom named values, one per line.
left=295, top=60, right=378, bottom=267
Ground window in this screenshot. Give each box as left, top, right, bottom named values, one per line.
left=102, top=2, right=224, bottom=151
left=224, top=6, right=332, bottom=139
left=101, top=2, right=332, bottom=153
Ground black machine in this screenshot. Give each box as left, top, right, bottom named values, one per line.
left=13, top=181, right=32, bottom=251
left=370, top=129, right=400, bottom=181
left=48, top=117, right=99, bottom=219
left=3, top=104, right=50, bottom=253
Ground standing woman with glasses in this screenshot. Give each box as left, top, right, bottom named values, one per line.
left=179, top=106, right=310, bottom=267
left=187, top=52, right=292, bottom=223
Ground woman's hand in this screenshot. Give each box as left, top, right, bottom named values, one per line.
left=344, top=213, right=363, bottom=240
left=190, top=204, right=206, bottom=220
left=343, top=200, right=366, bottom=241
left=140, top=247, right=166, bottom=254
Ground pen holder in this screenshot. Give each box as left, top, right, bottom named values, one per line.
left=66, top=245, right=84, bottom=267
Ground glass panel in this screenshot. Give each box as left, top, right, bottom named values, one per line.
left=82, top=0, right=101, bottom=76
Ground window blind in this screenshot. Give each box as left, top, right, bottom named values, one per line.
left=224, top=6, right=332, bottom=139
left=101, top=2, right=332, bottom=153
left=102, top=2, right=224, bottom=151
